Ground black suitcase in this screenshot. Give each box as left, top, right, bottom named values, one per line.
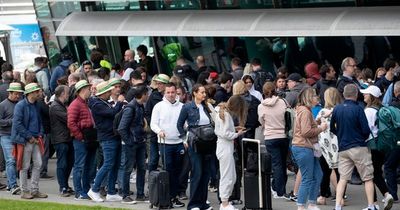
left=149, top=138, right=170, bottom=209
left=242, top=138, right=272, bottom=210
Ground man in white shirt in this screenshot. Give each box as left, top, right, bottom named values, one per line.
left=150, top=82, right=185, bottom=208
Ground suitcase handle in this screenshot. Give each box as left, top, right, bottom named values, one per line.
left=161, top=137, right=167, bottom=170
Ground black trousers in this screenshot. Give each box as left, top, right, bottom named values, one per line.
left=371, top=149, right=389, bottom=202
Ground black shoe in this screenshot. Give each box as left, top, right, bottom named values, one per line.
left=40, top=174, right=53, bottom=179
left=60, top=188, right=70, bottom=197
left=171, top=198, right=185, bottom=208
left=179, top=192, right=187, bottom=200
left=135, top=195, right=149, bottom=202
left=66, top=187, right=74, bottom=194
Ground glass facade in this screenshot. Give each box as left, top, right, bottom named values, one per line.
left=32, top=0, right=400, bottom=77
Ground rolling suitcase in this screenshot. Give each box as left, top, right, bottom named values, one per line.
left=242, top=138, right=272, bottom=210
left=149, top=138, right=170, bottom=209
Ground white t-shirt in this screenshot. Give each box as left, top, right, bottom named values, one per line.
left=198, top=104, right=210, bottom=126
left=364, top=107, right=378, bottom=139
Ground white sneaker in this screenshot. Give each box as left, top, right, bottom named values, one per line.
left=384, top=194, right=394, bottom=210
left=190, top=208, right=200, bottom=210
left=307, top=205, right=320, bottom=210
left=106, top=194, right=123, bottom=202
left=362, top=205, right=379, bottom=210
left=88, top=189, right=104, bottom=202
left=220, top=204, right=238, bottom=210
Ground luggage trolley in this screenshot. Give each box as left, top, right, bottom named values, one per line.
left=241, top=138, right=272, bottom=210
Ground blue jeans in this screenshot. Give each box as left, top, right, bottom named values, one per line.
left=187, top=145, right=212, bottom=210
left=291, top=146, right=322, bottom=206
left=159, top=143, right=185, bottom=198
left=384, top=147, right=400, bottom=201
left=54, top=142, right=74, bottom=191
left=73, top=139, right=97, bottom=197
left=0, top=136, right=17, bottom=189
left=92, top=140, right=121, bottom=195
left=119, top=142, right=146, bottom=198
left=148, top=135, right=160, bottom=171
left=265, top=138, right=289, bottom=196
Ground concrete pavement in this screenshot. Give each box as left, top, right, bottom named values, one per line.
left=0, top=158, right=399, bottom=210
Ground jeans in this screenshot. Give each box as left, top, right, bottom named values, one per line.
left=0, top=136, right=17, bottom=188
left=292, top=146, right=322, bottom=206
left=54, top=142, right=74, bottom=191
left=120, top=142, right=146, bottom=198
left=265, top=138, right=289, bottom=196
left=187, top=145, right=212, bottom=210
left=73, top=139, right=97, bottom=197
left=92, top=140, right=121, bottom=195
left=148, top=135, right=159, bottom=171
left=20, top=142, right=42, bottom=193
left=159, top=143, right=185, bottom=198
left=384, top=147, right=400, bottom=200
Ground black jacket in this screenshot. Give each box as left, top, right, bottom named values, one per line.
left=315, top=78, right=337, bottom=106
left=38, top=99, right=51, bottom=134
left=49, top=99, right=71, bottom=144
left=214, top=85, right=232, bottom=105
left=336, top=75, right=364, bottom=102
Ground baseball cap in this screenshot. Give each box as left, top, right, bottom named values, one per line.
left=360, top=85, right=382, bottom=98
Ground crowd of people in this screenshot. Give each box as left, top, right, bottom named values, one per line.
left=0, top=44, right=399, bottom=210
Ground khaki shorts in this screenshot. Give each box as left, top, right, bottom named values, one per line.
left=338, top=147, right=374, bottom=181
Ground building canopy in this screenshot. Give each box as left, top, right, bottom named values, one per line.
left=56, top=6, right=400, bottom=37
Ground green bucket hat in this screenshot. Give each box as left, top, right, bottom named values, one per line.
left=154, top=74, right=170, bottom=84
left=7, top=82, right=24, bottom=93
left=24, top=83, right=41, bottom=95
left=95, top=81, right=114, bottom=96
left=108, top=78, right=121, bottom=87
left=75, top=80, right=91, bottom=92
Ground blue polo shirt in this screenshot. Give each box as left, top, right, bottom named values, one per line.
left=330, top=100, right=371, bottom=152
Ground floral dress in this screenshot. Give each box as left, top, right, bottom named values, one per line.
left=316, top=108, right=339, bottom=168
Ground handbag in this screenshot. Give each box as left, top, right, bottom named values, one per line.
left=191, top=124, right=217, bottom=154
left=306, top=138, right=322, bottom=158
left=190, top=105, right=217, bottom=154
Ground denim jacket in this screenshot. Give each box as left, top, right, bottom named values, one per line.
left=177, top=101, right=214, bottom=138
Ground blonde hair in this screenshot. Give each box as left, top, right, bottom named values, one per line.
left=218, top=95, right=247, bottom=127
left=169, top=76, right=182, bottom=87
left=297, top=87, right=316, bottom=108
left=324, top=87, right=342, bottom=109
left=232, top=80, right=247, bottom=96
left=150, top=74, right=158, bottom=89
left=243, top=63, right=252, bottom=75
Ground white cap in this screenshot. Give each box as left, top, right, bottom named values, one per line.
left=360, top=85, right=382, bottom=98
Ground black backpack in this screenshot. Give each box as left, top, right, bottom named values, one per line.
left=113, top=103, right=135, bottom=136
left=253, top=71, right=274, bottom=92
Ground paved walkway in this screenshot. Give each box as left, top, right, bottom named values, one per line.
left=0, top=158, right=398, bottom=210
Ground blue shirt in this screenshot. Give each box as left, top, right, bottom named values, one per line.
left=330, top=100, right=371, bottom=152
